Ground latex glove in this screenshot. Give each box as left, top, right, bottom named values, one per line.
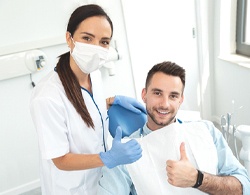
left=113, top=95, right=147, bottom=114
left=99, top=126, right=142, bottom=168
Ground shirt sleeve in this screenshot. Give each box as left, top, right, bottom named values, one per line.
left=203, top=120, right=250, bottom=194
left=30, top=96, right=69, bottom=159
left=97, top=165, right=136, bottom=195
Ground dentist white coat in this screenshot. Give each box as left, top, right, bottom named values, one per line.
left=30, top=70, right=107, bottom=194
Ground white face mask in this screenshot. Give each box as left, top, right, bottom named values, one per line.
left=70, top=39, right=109, bottom=74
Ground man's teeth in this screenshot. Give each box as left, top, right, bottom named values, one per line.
left=157, top=110, right=169, bottom=114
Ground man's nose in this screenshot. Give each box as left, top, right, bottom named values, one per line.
left=160, top=96, right=170, bottom=107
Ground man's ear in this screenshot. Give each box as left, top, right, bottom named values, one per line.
left=179, top=94, right=184, bottom=104
left=141, top=88, right=147, bottom=103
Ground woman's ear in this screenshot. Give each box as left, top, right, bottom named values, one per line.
left=66, top=31, right=72, bottom=46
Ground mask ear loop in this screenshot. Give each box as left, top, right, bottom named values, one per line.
left=68, top=33, right=75, bottom=54
left=68, top=33, right=75, bottom=44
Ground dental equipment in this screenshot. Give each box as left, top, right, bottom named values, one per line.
left=220, top=113, right=232, bottom=143
left=0, top=50, right=47, bottom=81
left=220, top=115, right=227, bottom=141
left=232, top=125, right=239, bottom=160
left=226, top=112, right=232, bottom=142
left=237, top=125, right=250, bottom=175
left=220, top=100, right=243, bottom=160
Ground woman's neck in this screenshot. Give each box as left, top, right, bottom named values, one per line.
left=69, top=57, right=91, bottom=92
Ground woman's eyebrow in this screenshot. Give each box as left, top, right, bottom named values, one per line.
left=80, top=32, right=111, bottom=40
left=80, top=32, right=95, bottom=37
left=101, top=37, right=111, bottom=41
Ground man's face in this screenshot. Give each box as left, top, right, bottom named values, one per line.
left=142, top=72, right=184, bottom=131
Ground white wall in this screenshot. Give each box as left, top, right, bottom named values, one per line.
left=97, top=0, right=137, bottom=98
left=212, top=0, right=250, bottom=127
left=121, top=0, right=201, bottom=113
left=0, top=45, right=68, bottom=194
left=0, top=0, right=78, bottom=56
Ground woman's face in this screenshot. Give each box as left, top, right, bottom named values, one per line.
left=67, top=16, right=112, bottom=49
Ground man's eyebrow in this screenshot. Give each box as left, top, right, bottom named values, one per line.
left=170, top=91, right=181, bottom=96
left=151, top=88, right=181, bottom=95
left=151, top=88, right=163, bottom=92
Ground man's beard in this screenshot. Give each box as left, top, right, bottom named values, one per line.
left=147, top=108, right=176, bottom=127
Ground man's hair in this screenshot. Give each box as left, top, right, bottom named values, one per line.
left=145, top=61, right=186, bottom=92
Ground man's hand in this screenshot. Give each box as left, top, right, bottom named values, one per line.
left=166, top=142, right=198, bottom=187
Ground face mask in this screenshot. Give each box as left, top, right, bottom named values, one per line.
left=70, top=39, right=109, bottom=74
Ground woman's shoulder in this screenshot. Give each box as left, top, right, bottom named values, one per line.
left=31, top=70, right=65, bottom=100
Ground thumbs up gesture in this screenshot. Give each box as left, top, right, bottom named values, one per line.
left=166, top=142, right=198, bottom=187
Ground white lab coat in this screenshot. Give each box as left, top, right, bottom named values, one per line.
left=30, top=70, right=109, bottom=195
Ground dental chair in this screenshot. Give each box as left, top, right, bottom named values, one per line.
left=108, top=104, right=147, bottom=138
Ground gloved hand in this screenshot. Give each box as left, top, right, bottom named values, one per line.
left=99, top=126, right=142, bottom=168
left=113, top=95, right=147, bottom=114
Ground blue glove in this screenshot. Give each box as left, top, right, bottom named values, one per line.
left=99, top=126, right=142, bottom=168
left=113, top=95, right=147, bottom=114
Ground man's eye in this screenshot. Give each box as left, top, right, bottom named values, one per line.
left=154, top=92, right=161, bottom=96
left=170, top=95, right=178, bottom=99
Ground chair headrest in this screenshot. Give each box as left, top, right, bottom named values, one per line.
left=108, top=104, right=147, bottom=138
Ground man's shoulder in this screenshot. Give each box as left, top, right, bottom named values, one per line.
left=128, top=129, right=141, bottom=138
left=183, top=120, right=216, bottom=129
left=183, top=120, right=221, bottom=140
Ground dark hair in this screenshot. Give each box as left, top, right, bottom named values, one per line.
left=145, top=61, right=186, bottom=93
left=56, top=4, right=113, bottom=128
left=67, top=4, right=113, bottom=37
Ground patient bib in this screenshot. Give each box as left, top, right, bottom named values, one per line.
left=126, top=122, right=218, bottom=195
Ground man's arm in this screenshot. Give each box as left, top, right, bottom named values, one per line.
left=199, top=172, right=242, bottom=195
left=204, top=120, right=250, bottom=194
left=166, top=142, right=244, bottom=194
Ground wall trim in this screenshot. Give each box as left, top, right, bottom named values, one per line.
left=1, top=179, right=40, bottom=195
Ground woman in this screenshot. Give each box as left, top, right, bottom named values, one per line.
left=30, top=4, right=144, bottom=194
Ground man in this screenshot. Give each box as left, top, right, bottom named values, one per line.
left=98, top=61, right=250, bottom=195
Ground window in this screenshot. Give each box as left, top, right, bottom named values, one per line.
left=236, top=0, right=250, bottom=57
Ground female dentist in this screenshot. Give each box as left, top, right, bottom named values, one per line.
left=30, top=4, right=143, bottom=195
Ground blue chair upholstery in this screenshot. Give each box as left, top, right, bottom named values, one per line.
left=108, top=104, right=147, bottom=138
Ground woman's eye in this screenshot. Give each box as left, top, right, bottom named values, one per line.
left=102, top=41, right=110, bottom=45
left=83, top=36, right=91, bottom=41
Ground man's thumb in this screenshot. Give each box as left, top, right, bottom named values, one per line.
left=180, top=142, right=188, bottom=161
